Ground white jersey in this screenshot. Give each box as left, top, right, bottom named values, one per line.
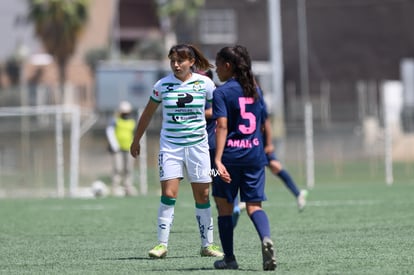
left=151, top=72, right=215, bottom=148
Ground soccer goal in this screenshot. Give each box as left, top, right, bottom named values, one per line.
left=0, top=105, right=84, bottom=198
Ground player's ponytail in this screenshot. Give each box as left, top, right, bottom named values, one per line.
left=216, top=45, right=258, bottom=100
left=187, top=44, right=214, bottom=71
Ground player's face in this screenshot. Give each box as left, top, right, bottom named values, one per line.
left=215, top=59, right=232, bottom=82
left=170, top=54, right=195, bottom=81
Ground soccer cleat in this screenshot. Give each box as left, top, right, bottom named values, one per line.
left=297, top=189, right=308, bottom=212
left=148, top=244, right=168, bottom=259
left=233, top=201, right=246, bottom=228
left=214, top=256, right=239, bottom=270
left=262, top=237, right=277, bottom=271
left=238, top=201, right=246, bottom=211
left=200, top=244, right=224, bottom=257
left=125, top=185, right=138, bottom=196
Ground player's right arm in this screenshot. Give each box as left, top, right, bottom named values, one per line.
left=130, top=99, right=159, bottom=158
left=106, top=118, right=120, bottom=153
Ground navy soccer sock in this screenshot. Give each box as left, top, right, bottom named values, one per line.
left=250, top=209, right=271, bottom=240
left=218, top=216, right=234, bottom=258
left=277, top=170, right=300, bottom=197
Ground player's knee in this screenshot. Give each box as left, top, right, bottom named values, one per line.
left=270, top=161, right=282, bottom=173
left=162, top=190, right=177, bottom=198
left=246, top=204, right=262, bottom=216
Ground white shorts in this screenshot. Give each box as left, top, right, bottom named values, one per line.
left=158, top=140, right=212, bottom=183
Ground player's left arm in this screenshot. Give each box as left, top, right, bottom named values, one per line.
left=205, top=107, right=213, bottom=119
left=215, top=116, right=231, bottom=183
left=204, top=77, right=215, bottom=119
left=263, top=118, right=274, bottom=154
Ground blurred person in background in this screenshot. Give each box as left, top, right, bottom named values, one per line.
left=106, top=100, right=138, bottom=196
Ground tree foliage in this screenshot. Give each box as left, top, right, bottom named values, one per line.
left=84, top=47, right=109, bottom=75
left=26, top=0, right=89, bottom=102
left=157, top=0, right=205, bottom=19
left=155, top=0, right=205, bottom=50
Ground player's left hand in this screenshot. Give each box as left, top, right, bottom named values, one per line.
left=215, top=161, right=231, bottom=183
left=264, top=144, right=274, bottom=154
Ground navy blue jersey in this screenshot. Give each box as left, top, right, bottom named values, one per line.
left=205, top=100, right=216, bottom=149
left=213, top=79, right=267, bottom=167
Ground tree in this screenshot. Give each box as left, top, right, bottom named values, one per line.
left=84, top=47, right=109, bottom=77
left=155, top=0, right=205, bottom=51
left=5, top=56, right=21, bottom=87
left=26, top=0, right=89, bottom=103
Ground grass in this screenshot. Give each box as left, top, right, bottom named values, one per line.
left=0, top=177, right=413, bottom=274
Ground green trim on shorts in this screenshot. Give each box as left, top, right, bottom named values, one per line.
left=195, top=201, right=211, bottom=209
left=161, top=196, right=176, bottom=206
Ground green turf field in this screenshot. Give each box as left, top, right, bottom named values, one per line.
left=0, top=177, right=413, bottom=274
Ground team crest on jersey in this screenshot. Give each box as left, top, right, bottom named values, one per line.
left=193, top=81, right=201, bottom=92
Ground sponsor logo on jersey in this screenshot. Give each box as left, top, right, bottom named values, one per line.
left=176, top=93, right=193, bottom=107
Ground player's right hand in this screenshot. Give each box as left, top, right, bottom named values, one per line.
left=130, top=140, right=140, bottom=158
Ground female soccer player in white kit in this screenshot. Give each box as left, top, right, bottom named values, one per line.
left=130, top=44, right=223, bottom=259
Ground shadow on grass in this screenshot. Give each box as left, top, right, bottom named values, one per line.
left=102, top=257, right=257, bottom=271
left=103, top=255, right=198, bottom=260
left=149, top=267, right=258, bottom=272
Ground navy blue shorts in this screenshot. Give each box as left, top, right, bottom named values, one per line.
left=212, top=165, right=267, bottom=203
left=209, top=149, right=216, bottom=170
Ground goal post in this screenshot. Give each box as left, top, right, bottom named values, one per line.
left=137, top=109, right=148, bottom=195
left=0, top=105, right=81, bottom=198
left=304, top=101, right=315, bottom=189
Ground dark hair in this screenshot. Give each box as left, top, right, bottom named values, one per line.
left=216, top=45, right=258, bottom=99
left=196, top=69, right=213, bottom=80
left=168, top=44, right=213, bottom=71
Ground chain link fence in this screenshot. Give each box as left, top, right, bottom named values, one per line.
left=1, top=78, right=414, bottom=198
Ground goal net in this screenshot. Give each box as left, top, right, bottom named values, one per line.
left=0, top=105, right=82, bottom=198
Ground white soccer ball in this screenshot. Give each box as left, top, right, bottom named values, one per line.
left=91, top=180, right=109, bottom=198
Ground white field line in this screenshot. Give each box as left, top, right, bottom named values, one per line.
left=175, top=199, right=382, bottom=209
left=306, top=199, right=380, bottom=207
left=29, top=199, right=387, bottom=212
left=49, top=204, right=107, bottom=211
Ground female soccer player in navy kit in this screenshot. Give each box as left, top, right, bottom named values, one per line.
left=232, top=84, right=308, bottom=228
left=130, top=44, right=223, bottom=259
left=212, top=45, right=277, bottom=271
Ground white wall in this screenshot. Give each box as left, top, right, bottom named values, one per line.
left=0, top=0, right=39, bottom=62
